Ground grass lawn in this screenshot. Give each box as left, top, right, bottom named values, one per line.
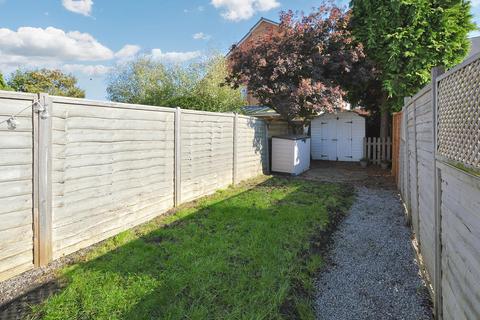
left=29, top=177, right=353, bottom=320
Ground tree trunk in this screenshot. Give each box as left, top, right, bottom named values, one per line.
left=380, top=110, right=389, bottom=138
left=287, top=120, right=299, bottom=135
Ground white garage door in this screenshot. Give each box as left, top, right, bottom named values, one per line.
left=311, top=113, right=365, bottom=162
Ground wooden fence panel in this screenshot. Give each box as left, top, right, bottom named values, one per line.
left=0, top=93, right=269, bottom=283
left=438, top=163, right=480, bottom=320
left=180, top=111, right=235, bottom=203
left=399, top=54, right=480, bottom=319
left=236, top=116, right=268, bottom=182
left=49, top=97, right=176, bottom=260
left=391, top=112, right=402, bottom=184
left=0, top=92, right=36, bottom=281
left=414, top=87, right=436, bottom=284
left=407, top=104, right=421, bottom=242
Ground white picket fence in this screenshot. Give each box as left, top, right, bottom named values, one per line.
left=363, top=137, right=392, bottom=165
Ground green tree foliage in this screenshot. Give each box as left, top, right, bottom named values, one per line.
left=8, top=69, right=85, bottom=98
left=0, top=73, right=11, bottom=90
left=107, top=56, right=245, bottom=112
left=349, top=0, right=475, bottom=135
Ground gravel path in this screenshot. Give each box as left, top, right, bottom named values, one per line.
left=315, top=186, right=433, bottom=320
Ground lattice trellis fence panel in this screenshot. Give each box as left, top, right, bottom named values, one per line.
left=437, top=57, right=480, bottom=170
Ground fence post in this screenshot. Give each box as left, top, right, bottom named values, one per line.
left=387, top=137, right=391, bottom=163
left=380, top=137, right=384, bottom=162
left=174, top=107, right=182, bottom=206
left=398, top=110, right=404, bottom=192
left=404, top=97, right=412, bottom=223
left=432, top=66, right=445, bottom=320
left=36, top=93, right=52, bottom=266
left=32, top=94, right=40, bottom=266
left=413, top=99, right=421, bottom=246
left=363, top=137, right=366, bottom=159
left=233, top=113, right=238, bottom=185
left=264, top=121, right=270, bottom=174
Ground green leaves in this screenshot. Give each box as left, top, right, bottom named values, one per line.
left=107, top=56, right=245, bottom=112
left=7, top=69, right=85, bottom=97
left=350, top=0, right=475, bottom=113
left=0, top=73, right=11, bottom=91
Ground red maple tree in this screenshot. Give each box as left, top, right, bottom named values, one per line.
left=226, top=3, right=371, bottom=127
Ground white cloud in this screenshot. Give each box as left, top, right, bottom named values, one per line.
left=0, top=26, right=123, bottom=78
left=149, top=49, right=202, bottom=63
left=62, top=0, right=93, bottom=16
left=115, top=44, right=141, bottom=60
left=193, top=32, right=211, bottom=41
left=0, top=26, right=113, bottom=61
left=472, top=0, right=480, bottom=7
left=0, top=54, right=111, bottom=77
left=211, top=0, right=280, bottom=21
left=62, top=63, right=111, bottom=76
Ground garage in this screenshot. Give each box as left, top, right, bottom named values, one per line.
left=311, top=111, right=365, bottom=162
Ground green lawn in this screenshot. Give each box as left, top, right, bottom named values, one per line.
left=29, top=177, right=353, bottom=320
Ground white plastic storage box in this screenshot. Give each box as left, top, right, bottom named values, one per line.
left=271, top=135, right=311, bottom=175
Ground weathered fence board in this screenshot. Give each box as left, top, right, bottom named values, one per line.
left=438, top=163, right=480, bottom=320
left=398, top=55, right=480, bottom=319
left=236, top=116, right=268, bottom=182
left=180, top=111, right=235, bottom=203
left=0, top=92, right=36, bottom=282
left=391, top=112, right=402, bottom=183
left=49, top=98, right=176, bottom=260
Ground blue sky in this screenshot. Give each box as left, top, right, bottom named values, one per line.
left=0, top=0, right=479, bottom=100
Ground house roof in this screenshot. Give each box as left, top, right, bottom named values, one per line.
left=235, top=17, right=279, bottom=48
left=227, top=17, right=280, bottom=57
left=241, top=105, right=280, bottom=118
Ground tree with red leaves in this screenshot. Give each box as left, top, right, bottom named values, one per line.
left=226, top=3, right=371, bottom=128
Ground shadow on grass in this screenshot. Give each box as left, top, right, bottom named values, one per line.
left=29, top=177, right=353, bottom=320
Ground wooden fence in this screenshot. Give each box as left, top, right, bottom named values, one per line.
left=0, top=92, right=269, bottom=282
left=398, top=54, right=480, bottom=319
left=363, top=137, right=391, bottom=165
left=391, top=112, right=403, bottom=184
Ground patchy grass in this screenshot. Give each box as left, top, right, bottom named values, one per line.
left=28, top=177, right=353, bottom=320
